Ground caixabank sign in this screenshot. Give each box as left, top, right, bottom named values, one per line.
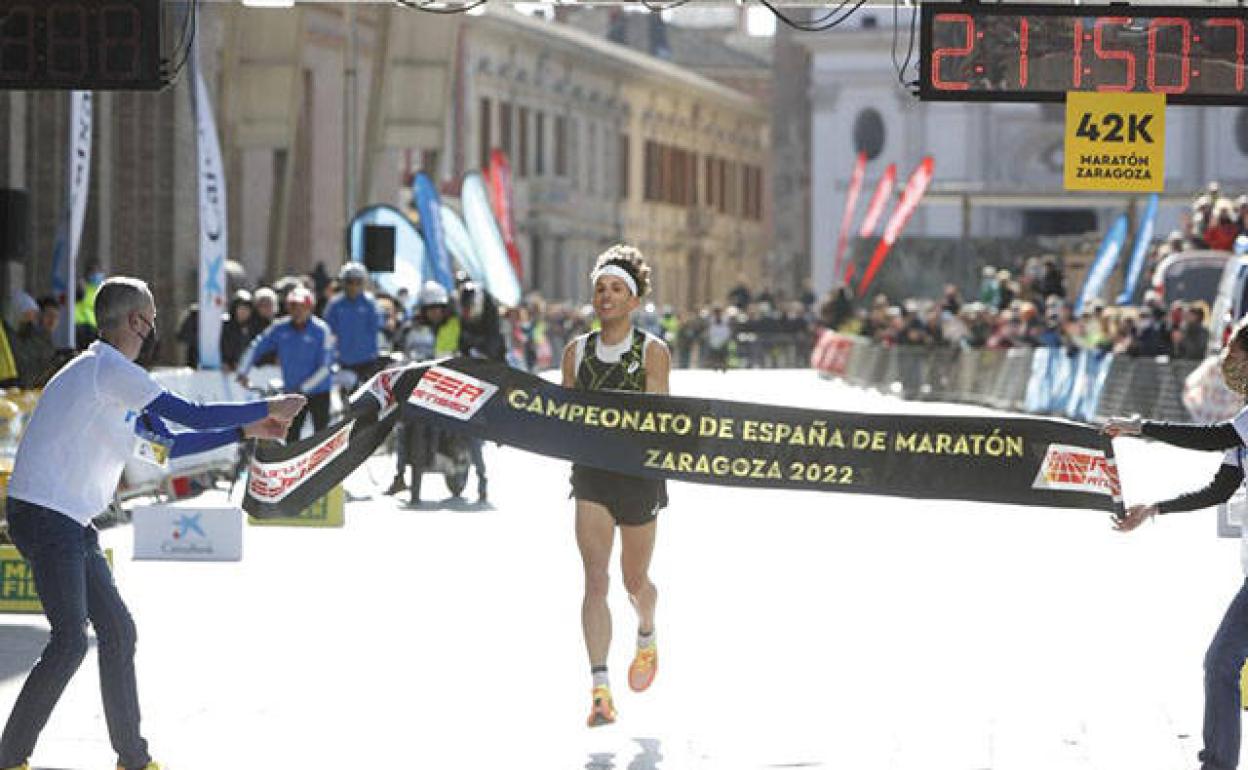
left=132, top=505, right=243, bottom=561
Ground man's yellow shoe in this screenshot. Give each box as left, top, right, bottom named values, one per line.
left=586, top=685, right=617, bottom=727
left=117, top=763, right=161, bottom=770
left=0, top=762, right=30, bottom=770
left=628, top=644, right=658, bottom=692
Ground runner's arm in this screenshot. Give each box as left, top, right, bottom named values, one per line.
left=561, top=341, right=577, bottom=388
left=1140, top=421, right=1243, bottom=450
left=1156, top=463, right=1245, bottom=513
left=645, top=340, right=671, bottom=395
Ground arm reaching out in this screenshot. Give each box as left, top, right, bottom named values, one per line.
left=1103, top=415, right=1244, bottom=451
left=1114, top=461, right=1245, bottom=532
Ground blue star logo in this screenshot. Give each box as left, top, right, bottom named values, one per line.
left=173, top=513, right=206, bottom=539
left=204, top=254, right=225, bottom=297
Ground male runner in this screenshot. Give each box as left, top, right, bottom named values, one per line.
left=561, top=245, right=671, bottom=727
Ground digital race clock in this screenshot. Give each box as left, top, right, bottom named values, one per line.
left=920, top=3, right=1248, bottom=105
left=0, top=0, right=163, bottom=91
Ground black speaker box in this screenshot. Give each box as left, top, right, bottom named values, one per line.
left=362, top=224, right=396, bottom=273
left=0, top=188, right=30, bottom=263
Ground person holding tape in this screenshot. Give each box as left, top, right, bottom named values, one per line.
left=561, top=245, right=671, bottom=727
left=0, top=277, right=303, bottom=770
left=1105, top=315, right=1248, bottom=770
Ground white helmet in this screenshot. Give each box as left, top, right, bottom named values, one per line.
left=339, top=262, right=368, bottom=282
left=419, top=280, right=449, bottom=307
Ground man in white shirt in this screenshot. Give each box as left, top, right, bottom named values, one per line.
left=0, top=278, right=303, bottom=770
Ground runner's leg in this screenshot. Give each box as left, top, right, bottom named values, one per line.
left=619, top=519, right=658, bottom=635
left=575, top=500, right=616, bottom=670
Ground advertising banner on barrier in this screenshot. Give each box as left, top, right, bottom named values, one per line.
left=133, top=504, right=242, bottom=561
left=248, top=483, right=345, bottom=528
left=244, top=359, right=1123, bottom=518
left=811, top=329, right=856, bottom=378
left=2, top=546, right=113, bottom=613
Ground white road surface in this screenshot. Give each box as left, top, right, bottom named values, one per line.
left=0, top=368, right=1240, bottom=770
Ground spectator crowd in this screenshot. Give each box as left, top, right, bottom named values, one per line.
left=816, top=181, right=1248, bottom=362
left=4, top=180, right=1246, bottom=390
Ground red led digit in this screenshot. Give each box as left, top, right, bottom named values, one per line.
left=1093, top=17, right=1136, bottom=91
left=100, top=3, right=141, bottom=80
left=932, top=13, right=974, bottom=91
left=1206, top=18, right=1245, bottom=92
left=0, top=5, right=36, bottom=79
left=1073, top=20, right=1084, bottom=88
left=1019, top=17, right=1029, bottom=87
left=47, top=3, right=89, bottom=80
left=1147, top=17, right=1192, bottom=94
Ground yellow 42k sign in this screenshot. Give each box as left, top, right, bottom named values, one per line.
left=1064, top=92, right=1165, bottom=193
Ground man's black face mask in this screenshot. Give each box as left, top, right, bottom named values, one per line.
left=136, top=317, right=159, bottom=368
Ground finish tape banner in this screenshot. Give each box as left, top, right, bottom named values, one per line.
left=243, top=359, right=1123, bottom=518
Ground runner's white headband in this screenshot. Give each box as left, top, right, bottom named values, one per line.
left=591, top=265, right=638, bottom=296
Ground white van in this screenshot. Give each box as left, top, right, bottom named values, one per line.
left=1153, top=249, right=1232, bottom=307
left=1207, top=239, right=1248, bottom=355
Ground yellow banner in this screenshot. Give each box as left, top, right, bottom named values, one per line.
left=1, top=545, right=114, bottom=613
left=248, top=483, right=344, bottom=528
left=1064, top=92, right=1164, bottom=192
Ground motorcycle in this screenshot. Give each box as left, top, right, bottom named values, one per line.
left=400, top=406, right=474, bottom=503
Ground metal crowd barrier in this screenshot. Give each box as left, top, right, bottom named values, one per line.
left=731, top=331, right=811, bottom=369
left=811, top=329, right=1201, bottom=424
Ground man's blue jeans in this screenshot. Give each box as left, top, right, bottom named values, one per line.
left=0, top=498, right=151, bottom=770
left=1202, top=578, right=1248, bottom=770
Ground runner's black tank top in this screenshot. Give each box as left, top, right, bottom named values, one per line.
left=574, top=328, right=648, bottom=393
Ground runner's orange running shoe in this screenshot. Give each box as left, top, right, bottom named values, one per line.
left=628, top=644, right=658, bottom=692
left=586, top=685, right=617, bottom=727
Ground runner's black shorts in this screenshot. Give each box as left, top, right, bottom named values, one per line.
left=570, top=464, right=667, bottom=527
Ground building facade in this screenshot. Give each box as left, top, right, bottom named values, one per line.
left=457, top=8, right=772, bottom=309
left=0, top=3, right=771, bottom=355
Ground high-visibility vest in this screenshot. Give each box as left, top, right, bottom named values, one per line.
left=435, top=316, right=461, bottom=356
left=0, top=324, right=19, bottom=382
left=75, top=282, right=99, bottom=328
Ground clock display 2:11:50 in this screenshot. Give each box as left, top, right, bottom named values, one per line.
left=931, top=13, right=1246, bottom=96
